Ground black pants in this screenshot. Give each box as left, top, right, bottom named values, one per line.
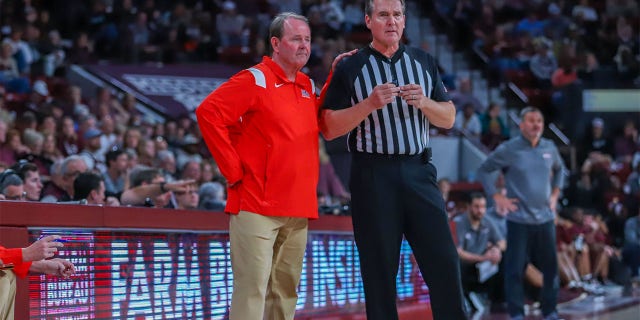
left=350, top=152, right=467, bottom=320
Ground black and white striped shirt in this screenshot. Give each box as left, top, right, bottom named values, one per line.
left=322, top=44, right=450, bottom=155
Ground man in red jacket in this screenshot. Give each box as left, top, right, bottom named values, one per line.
left=0, top=235, right=75, bottom=320
left=197, top=12, right=351, bottom=320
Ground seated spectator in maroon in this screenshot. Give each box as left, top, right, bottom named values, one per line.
left=11, top=161, right=43, bottom=201
left=40, top=160, right=65, bottom=202
left=566, top=208, right=617, bottom=283
left=0, top=129, right=30, bottom=166
left=41, top=155, right=87, bottom=202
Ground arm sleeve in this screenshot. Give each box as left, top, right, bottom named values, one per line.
left=195, top=71, right=258, bottom=185
left=551, top=145, right=567, bottom=189
left=477, top=144, right=511, bottom=197
left=321, top=59, right=354, bottom=111
left=427, top=55, right=450, bottom=102
left=0, top=246, right=32, bottom=278
left=487, top=219, right=504, bottom=243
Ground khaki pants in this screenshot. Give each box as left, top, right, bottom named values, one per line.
left=0, top=270, right=16, bottom=320
left=229, top=211, right=308, bottom=320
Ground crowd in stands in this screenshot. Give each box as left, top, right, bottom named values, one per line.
left=0, top=0, right=638, bottom=315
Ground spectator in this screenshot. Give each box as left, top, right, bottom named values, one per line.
left=79, top=127, right=105, bottom=172
left=454, top=102, right=482, bottom=138
left=40, top=159, right=65, bottom=202
left=67, top=32, right=96, bottom=65
left=156, top=149, right=177, bottom=183
left=578, top=117, right=613, bottom=163
left=480, top=102, right=509, bottom=151
left=0, top=42, right=29, bottom=94
left=174, top=182, right=199, bottom=210
left=453, top=193, right=505, bottom=312
left=10, top=160, right=42, bottom=201
left=0, top=236, right=75, bottom=319
left=215, top=1, right=247, bottom=50
left=102, top=148, right=128, bottom=196
left=51, top=155, right=88, bottom=202
left=529, top=39, right=557, bottom=89
left=438, top=178, right=457, bottom=218
left=198, top=181, right=226, bottom=211
left=0, top=169, right=25, bottom=201
left=613, top=120, right=639, bottom=163
left=179, top=159, right=201, bottom=182
left=98, top=115, right=118, bottom=157
left=73, top=171, right=119, bottom=206
left=120, top=166, right=192, bottom=207
left=449, top=77, right=485, bottom=114
left=121, top=128, right=141, bottom=153
left=57, top=116, right=80, bottom=157
left=135, top=138, right=156, bottom=167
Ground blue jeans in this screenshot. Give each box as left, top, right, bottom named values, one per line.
left=505, top=221, right=559, bottom=318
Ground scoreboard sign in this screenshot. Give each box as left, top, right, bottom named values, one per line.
left=29, top=230, right=430, bottom=319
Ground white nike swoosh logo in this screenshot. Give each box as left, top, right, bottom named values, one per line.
left=275, top=83, right=285, bottom=88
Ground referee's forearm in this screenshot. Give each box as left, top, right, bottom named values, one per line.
left=419, top=100, right=456, bottom=129
left=320, top=101, right=375, bottom=140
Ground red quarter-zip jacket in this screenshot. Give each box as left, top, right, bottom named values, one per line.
left=0, top=246, right=31, bottom=278
left=196, top=56, right=321, bottom=219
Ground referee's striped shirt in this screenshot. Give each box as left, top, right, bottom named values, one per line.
left=322, top=43, right=450, bottom=155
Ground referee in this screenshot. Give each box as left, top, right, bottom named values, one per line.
left=320, top=0, right=467, bottom=319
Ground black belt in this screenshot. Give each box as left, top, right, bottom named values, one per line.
left=353, top=148, right=432, bottom=163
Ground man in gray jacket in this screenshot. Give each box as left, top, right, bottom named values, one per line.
left=477, top=107, right=567, bottom=320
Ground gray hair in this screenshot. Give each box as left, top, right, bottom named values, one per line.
left=519, top=106, right=543, bottom=121
left=365, top=0, right=405, bottom=16
left=156, top=150, right=175, bottom=162
left=22, top=129, right=44, bottom=149
left=60, top=155, right=87, bottom=176
left=0, top=171, right=23, bottom=195
left=49, top=159, right=63, bottom=176
left=269, top=12, right=309, bottom=40
left=199, top=182, right=225, bottom=201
